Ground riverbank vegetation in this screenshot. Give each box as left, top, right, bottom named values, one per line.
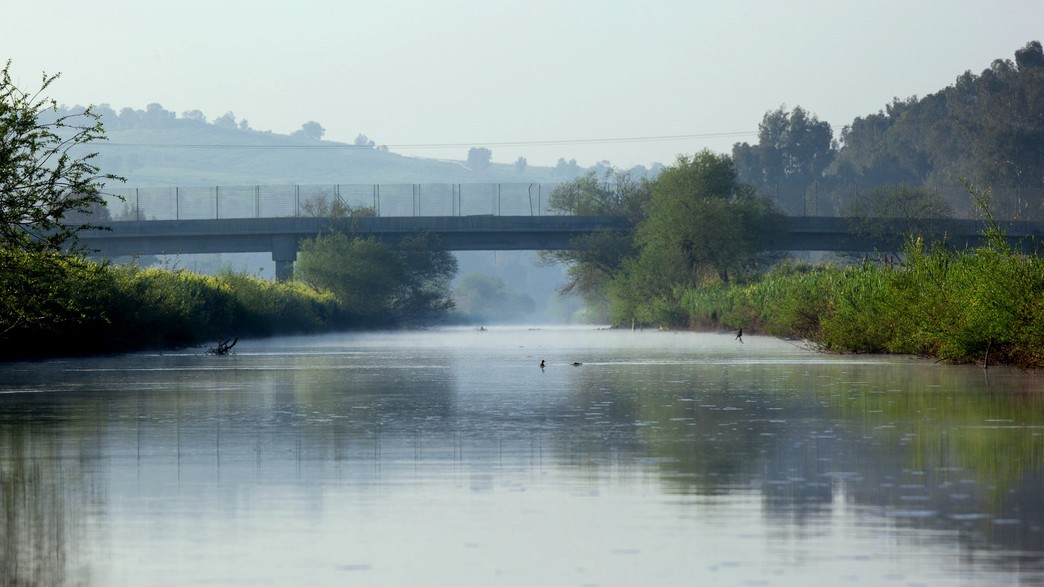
left=1, top=251, right=345, bottom=360
left=699, top=185, right=1044, bottom=368
left=550, top=163, right=1044, bottom=367
left=2, top=231, right=461, bottom=360
left=683, top=232, right=1044, bottom=368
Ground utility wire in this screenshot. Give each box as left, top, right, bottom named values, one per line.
left=94, top=131, right=756, bottom=150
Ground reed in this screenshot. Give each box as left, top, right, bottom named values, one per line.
left=1, top=252, right=345, bottom=360
left=680, top=239, right=1044, bottom=368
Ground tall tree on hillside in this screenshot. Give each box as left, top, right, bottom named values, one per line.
left=827, top=41, right=1044, bottom=219
left=1015, top=40, right=1044, bottom=69
left=144, top=103, right=175, bottom=126
left=961, top=43, right=1044, bottom=214
left=212, top=111, right=238, bottom=129
left=181, top=109, right=207, bottom=123
left=553, top=158, right=583, bottom=179
left=733, top=105, right=834, bottom=215
left=467, top=147, right=492, bottom=172
left=293, top=121, right=325, bottom=140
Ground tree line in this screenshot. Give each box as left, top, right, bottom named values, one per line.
left=732, top=40, right=1044, bottom=220
left=41, top=100, right=345, bottom=143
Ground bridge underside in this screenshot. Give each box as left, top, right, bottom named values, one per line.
left=83, top=216, right=633, bottom=280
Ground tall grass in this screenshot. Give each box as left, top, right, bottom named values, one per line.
left=681, top=240, right=1044, bottom=367
left=1, top=252, right=344, bottom=360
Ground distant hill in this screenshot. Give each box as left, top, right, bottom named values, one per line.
left=60, top=104, right=651, bottom=188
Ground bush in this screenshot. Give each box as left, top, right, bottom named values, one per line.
left=0, top=252, right=347, bottom=360
left=679, top=239, right=1044, bottom=367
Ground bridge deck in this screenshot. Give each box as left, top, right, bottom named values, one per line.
left=80, top=215, right=1044, bottom=281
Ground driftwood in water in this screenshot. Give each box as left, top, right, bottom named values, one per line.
left=208, top=337, right=238, bottom=355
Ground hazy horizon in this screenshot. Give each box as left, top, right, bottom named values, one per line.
left=7, top=1, right=1043, bottom=168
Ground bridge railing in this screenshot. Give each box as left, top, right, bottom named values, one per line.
left=103, top=183, right=567, bottom=221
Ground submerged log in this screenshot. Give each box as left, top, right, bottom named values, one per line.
left=208, top=337, right=238, bottom=355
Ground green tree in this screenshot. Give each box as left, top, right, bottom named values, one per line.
left=733, top=105, right=834, bottom=214
left=390, top=232, right=458, bottom=324
left=296, top=233, right=402, bottom=320
left=616, top=150, right=783, bottom=326
left=0, top=61, right=123, bottom=254
left=294, top=231, right=457, bottom=325
left=540, top=169, right=651, bottom=318
left=963, top=45, right=1044, bottom=215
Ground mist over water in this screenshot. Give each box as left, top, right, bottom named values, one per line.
left=2, top=327, right=1043, bottom=586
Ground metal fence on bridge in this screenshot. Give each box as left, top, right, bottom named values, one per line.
left=103, top=183, right=570, bottom=221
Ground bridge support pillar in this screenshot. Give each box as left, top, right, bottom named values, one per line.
left=272, top=236, right=298, bottom=282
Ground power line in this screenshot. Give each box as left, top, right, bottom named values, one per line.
left=94, top=131, right=756, bottom=150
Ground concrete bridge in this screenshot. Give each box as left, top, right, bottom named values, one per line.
left=80, top=214, right=1044, bottom=281
left=82, top=215, right=631, bottom=280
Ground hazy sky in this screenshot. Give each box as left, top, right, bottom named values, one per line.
left=6, top=1, right=1043, bottom=169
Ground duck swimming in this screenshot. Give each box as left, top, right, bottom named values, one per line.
left=540, top=360, right=546, bottom=368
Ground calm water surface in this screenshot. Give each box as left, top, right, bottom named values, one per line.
left=2, top=327, right=1044, bottom=586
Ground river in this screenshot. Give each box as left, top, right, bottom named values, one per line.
left=1, top=327, right=1043, bottom=586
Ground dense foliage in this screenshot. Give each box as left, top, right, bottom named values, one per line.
left=681, top=193, right=1044, bottom=368
left=294, top=231, right=457, bottom=326
left=734, top=41, right=1044, bottom=219
left=732, top=105, right=835, bottom=215
left=540, top=169, right=650, bottom=310
left=543, top=151, right=783, bottom=327
left=0, top=252, right=343, bottom=360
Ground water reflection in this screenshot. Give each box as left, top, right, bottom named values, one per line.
left=1, top=328, right=1043, bottom=585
